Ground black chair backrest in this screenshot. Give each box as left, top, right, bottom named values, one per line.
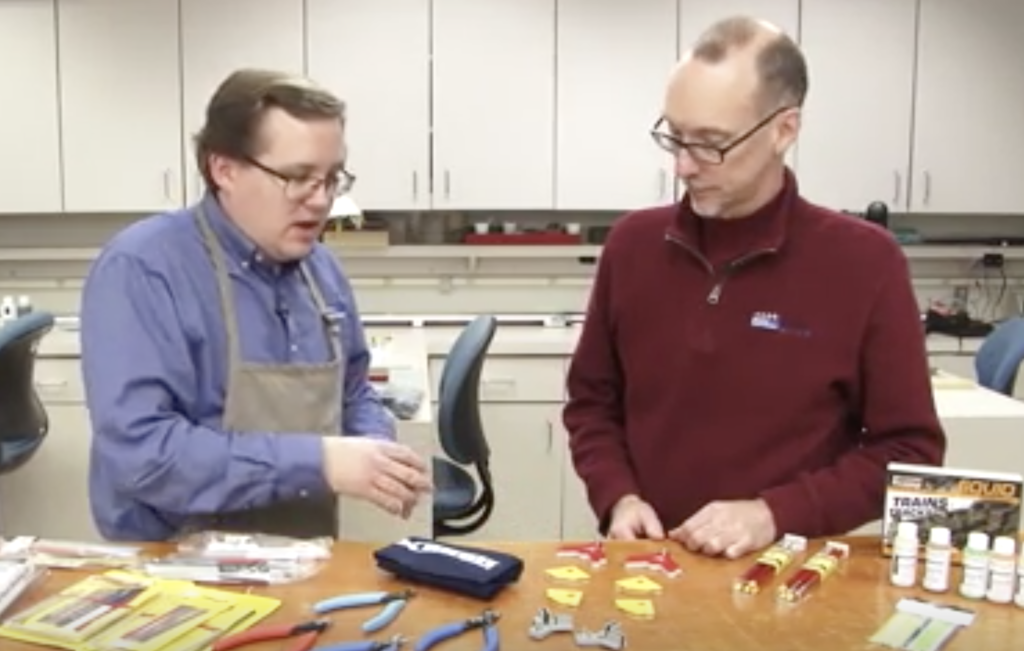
left=0, top=312, right=55, bottom=453
left=437, top=315, right=497, bottom=467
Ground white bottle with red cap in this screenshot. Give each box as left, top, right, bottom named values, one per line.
left=987, top=535, right=1016, bottom=604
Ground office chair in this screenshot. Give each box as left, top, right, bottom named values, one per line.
left=975, top=316, right=1024, bottom=395
left=0, top=311, right=55, bottom=474
left=432, top=314, right=498, bottom=537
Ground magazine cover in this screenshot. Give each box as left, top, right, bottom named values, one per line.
left=882, top=462, right=1023, bottom=562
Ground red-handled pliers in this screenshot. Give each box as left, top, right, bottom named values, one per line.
left=213, top=619, right=330, bottom=651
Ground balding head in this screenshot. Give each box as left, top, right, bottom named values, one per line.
left=680, top=16, right=807, bottom=111
left=652, top=16, right=805, bottom=219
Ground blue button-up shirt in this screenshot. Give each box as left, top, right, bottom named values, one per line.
left=80, top=195, right=395, bottom=541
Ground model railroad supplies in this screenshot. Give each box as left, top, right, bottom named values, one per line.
left=882, top=462, right=1023, bottom=562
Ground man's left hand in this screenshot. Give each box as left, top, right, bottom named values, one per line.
left=668, top=499, right=777, bottom=559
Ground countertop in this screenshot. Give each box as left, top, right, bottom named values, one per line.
left=0, top=537, right=1012, bottom=651
left=35, top=319, right=981, bottom=359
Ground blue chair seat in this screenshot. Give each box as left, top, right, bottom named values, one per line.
left=0, top=311, right=55, bottom=475
left=0, top=437, right=43, bottom=470
left=432, top=457, right=478, bottom=520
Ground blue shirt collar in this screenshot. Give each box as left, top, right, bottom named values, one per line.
left=199, top=192, right=298, bottom=275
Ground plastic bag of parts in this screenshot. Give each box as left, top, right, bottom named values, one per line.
left=0, top=536, right=142, bottom=569
left=0, top=560, right=48, bottom=618
left=142, top=555, right=323, bottom=585
left=379, top=384, right=424, bottom=420
left=174, top=531, right=332, bottom=561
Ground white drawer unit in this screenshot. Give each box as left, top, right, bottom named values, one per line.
left=428, top=355, right=565, bottom=403
left=32, top=358, right=86, bottom=404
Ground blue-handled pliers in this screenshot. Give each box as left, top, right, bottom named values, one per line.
left=413, top=610, right=500, bottom=651
left=312, top=589, right=415, bottom=634
left=312, top=634, right=407, bottom=651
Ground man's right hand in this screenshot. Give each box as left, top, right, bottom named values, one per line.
left=322, top=438, right=432, bottom=517
left=607, top=494, right=665, bottom=540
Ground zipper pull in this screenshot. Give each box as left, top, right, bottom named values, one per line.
left=707, top=282, right=723, bottom=305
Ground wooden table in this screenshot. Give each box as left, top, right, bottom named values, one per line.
left=3, top=537, right=1020, bottom=650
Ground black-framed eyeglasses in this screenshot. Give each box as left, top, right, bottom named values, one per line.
left=244, top=156, right=356, bottom=201
left=650, top=105, right=792, bottom=165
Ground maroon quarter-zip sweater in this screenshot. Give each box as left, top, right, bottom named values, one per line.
left=564, top=169, right=946, bottom=538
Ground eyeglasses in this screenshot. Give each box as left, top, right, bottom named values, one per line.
left=650, top=106, right=792, bottom=165
left=244, top=156, right=356, bottom=201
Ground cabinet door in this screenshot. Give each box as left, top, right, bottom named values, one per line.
left=797, top=0, right=916, bottom=212
left=912, top=0, right=1024, bottom=213
left=58, top=0, right=183, bottom=212
left=0, top=405, right=101, bottom=541
left=431, top=0, right=556, bottom=209
left=307, top=0, right=430, bottom=211
left=180, top=0, right=305, bottom=204
left=0, top=1, right=62, bottom=213
left=460, top=404, right=565, bottom=541
left=555, top=0, right=677, bottom=210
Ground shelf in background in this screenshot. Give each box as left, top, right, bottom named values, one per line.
left=0, top=243, right=1021, bottom=264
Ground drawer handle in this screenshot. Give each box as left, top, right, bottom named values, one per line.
left=35, top=379, right=69, bottom=388
left=481, top=378, right=516, bottom=390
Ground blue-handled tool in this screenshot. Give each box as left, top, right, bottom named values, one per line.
left=312, top=589, right=414, bottom=634
left=413, top=610, right=500, bottom=651
left=312, top=634, right=407, bottom=651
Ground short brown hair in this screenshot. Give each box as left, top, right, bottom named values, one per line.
left=691, top=16, right=808, bottom=110
left=194, top=68, right=346, bottom=188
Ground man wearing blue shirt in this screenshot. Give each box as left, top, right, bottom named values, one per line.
left=80, top=69, right=431, bottom=541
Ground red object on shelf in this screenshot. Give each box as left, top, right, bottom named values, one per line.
left=463, top=232, right=582, bottom=245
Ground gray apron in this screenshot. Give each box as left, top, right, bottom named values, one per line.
left=189, top=206, right=343, bottom=538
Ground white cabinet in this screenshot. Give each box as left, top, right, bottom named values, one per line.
left=180, top=0, right=305, bottom=204
left=428, top=355, right=567, bottom=541
left=796, top=0, right=917, bottom=213
left=57, top=0, right=183, bottom=213
left=431, top=0, right=556, bottom=210
left=306, top=0, right=430, bottom=211
left=911, top=0, right=1024, bottom=214
left=555, top=0, right=677, bottom=210
left=0, top=1, right=62, bottom=214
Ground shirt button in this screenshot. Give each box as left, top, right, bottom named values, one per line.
left=291, top=344, right=298, bottom=352
left=299, top=490, right=309, bottom=499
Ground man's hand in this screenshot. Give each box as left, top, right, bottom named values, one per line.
left=668, top=499, right=776, bottom=558
left=322, top=437, right=432, bottom=517
left=607, top=494, right=665, bottom=540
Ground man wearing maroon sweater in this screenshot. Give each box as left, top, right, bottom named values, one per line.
left=563, top=17, right=946, bottom=559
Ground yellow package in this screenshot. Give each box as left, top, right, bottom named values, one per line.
left=0, top=569, right=281, bottom=651
left=1, top=572, right=156, bottom=645
left=88, top=591, right=232, bottom=651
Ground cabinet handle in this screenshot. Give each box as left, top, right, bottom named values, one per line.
left=35, top=379, right=68, bottom=388
left=923, top=171, right=932, bottom=206
left=412, top=171, right=418, bottom=200
left=545, top=419, right=552, bottom=452
left=163, top=170, right=172, bottom=202
left=444, top=171, right=450, bottom=200
left=892, top=170, right=901, bottom=205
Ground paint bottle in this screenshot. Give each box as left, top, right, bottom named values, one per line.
left=1013, top=545, right=1024, bottom=608
left=890, top=521, right=919, bottom=588
left=922, top=526, right=952, bottom=593
left=0, top=296, right=15, bottom=325
left=15, top=295, right=31, bottom=316
left=987, top=536, right=1016, bottom=604
left=959, top=531, right=990, bottom=600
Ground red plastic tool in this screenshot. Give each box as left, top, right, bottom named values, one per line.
left=212, top=620, right=329, bottom=651
left=555, top=542, right=607, bottom=567
left=623, top=548, right=682, bottom=578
